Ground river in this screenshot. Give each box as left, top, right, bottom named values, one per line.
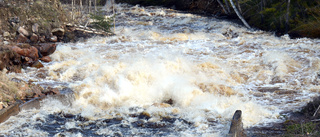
left=1, top=3, right=320, bottom=137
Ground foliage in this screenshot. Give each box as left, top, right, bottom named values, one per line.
left=0, top=69, right=20, bottom=103
left=239, top=0, right=320, bottom=38
left=285, top=122, right=320, bottom=136
left=89, top=12, right=114, bottom=33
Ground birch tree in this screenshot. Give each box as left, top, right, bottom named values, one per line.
left=89, top=0, right=91, bottom=13
left=94, top=0, right=97, bottom=13
left=229, top=0, right=251, bottom=28
left=285, top=0, right=290, bottom=33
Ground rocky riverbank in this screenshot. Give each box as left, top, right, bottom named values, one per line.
left=0, top=0, right=112, bottom=110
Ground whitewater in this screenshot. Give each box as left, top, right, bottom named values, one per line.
left=1, top=3, right=320, bottom=137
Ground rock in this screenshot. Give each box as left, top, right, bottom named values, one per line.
left=52, top=28, right=65, bottom=37
left=40, top=56, right=52, bottom=62
left=43, top=87, right=60, bottom=95
left=31, top=61, right=44, bottom=68
left=22, top=57, right=34, bottom=65
left=32, top=23, right=39, bottom=33
left=34, top=43, right=56, bottom=56
left=17, top=26, right=30, bottom=37
left=3, top=32, right=10, bottom=37
left=227, top=110, right=246, bottom=137
left=50, top=35, right=58, bottom=42
left=39, top=35, right=46, bottom=43
left=11, top=46, right=39, bottom=60
left=16, top=33, right=29, bottom=43
left=30, top=33, right=38, bottom=43
left=0, top=46, right=22, bottom=73
left=138, top=111, right=151, bottom=120
left=9, top=17, right=20, bottom=24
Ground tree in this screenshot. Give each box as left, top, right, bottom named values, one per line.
left=229, top=0, right=251, bottom=28
left=217, top=0, right=229, bottom=14
left=285, top=0, right=290, bottom=33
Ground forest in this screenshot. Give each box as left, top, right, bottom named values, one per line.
left=115, top=0, right=320, bottom=38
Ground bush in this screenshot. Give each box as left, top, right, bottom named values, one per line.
left=286, top=122, right=320, bottom=136
left=89, top=12, right=114, bottom=33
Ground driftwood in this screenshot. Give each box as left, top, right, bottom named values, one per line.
left=227, top=110, right=247, bottom=137
left=65, top=23, right=114, bottom=36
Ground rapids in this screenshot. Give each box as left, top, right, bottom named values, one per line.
left=1, top=3, right=320, bottom=137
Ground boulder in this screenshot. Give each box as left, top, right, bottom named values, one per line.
left=11, top=46, right=39, bottom=60
left=52, top=28, right=65, bottom=37
left=49, top=35, right=58, bottom=42
left=228, top=110, right=246, bottom=137
left=16, top=33, right=29, bottom=43
left=32, top=23, right=39, bottom=33
left=30, top=33, right=38, bottom=43
left=43, top=87, right=60, bottom=95
left=0, top=46, right=22, bottom=73
left=39, top=35, right=46, bottom=43
left=34, top=43, right=56, bottom=56
left=17, top=26, right=30, bottom=37
left=3, top=32, right=10, bottom=38
left=40, top=56, right=52, bottom=62
left=31, top=61, right=44, bottom=68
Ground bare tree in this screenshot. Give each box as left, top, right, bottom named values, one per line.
left=112, top=0, right=115, bottom=33
left=94, top=0, right=97, bottom=13
left=229, top=0, right=251, bottom=28
left=285, top=0, right=290, bottom=33
left=80, top=0, right=82, bottom=11
left=236, top=0, right=242, bottom=14
left=217, top=0, right=229, bottom=14
left=72, top=0, right=74, bottom=20
left=89, top=0, right=91, bottom=13
left=224, top=0, right=231, bottom=14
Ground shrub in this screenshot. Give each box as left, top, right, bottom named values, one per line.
left=89, top=12, right=114, bottom=33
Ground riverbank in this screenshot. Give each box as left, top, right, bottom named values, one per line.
left=0, top=0, right=112, bottom=110
left=116, top=0, right=320, bottom=39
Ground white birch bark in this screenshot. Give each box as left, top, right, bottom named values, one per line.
left=89, top=0, right=91, bottom=13
left=229, top=0, right=251, bottom=29
left=286, top=0, right=291, bottom=33
left=94, top=0, right=97, bottom=13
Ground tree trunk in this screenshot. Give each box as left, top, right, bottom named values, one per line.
left=94, top=0, right=97, bottom=13
left=89, top=0, right=91, bottom=13
left=80, top=0, right=82, bottom=11
left=229, top=0, right=251, bottom=29
left=72, top=0, right=74, bottom=20
left=217, top=0, right=229, bottom=14
left=285, top=0, right=290, bottom=33
left=224, top=0, right=231, bottom=14
left=112, top=0, right=115, bottom=33
left=236, top=0, right=242, bottom=13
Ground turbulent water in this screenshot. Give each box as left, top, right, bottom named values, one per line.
left=1, top=4, right=320, bottom=137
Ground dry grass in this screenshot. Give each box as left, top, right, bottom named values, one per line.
left=0, top=70, right=25, bottom=107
